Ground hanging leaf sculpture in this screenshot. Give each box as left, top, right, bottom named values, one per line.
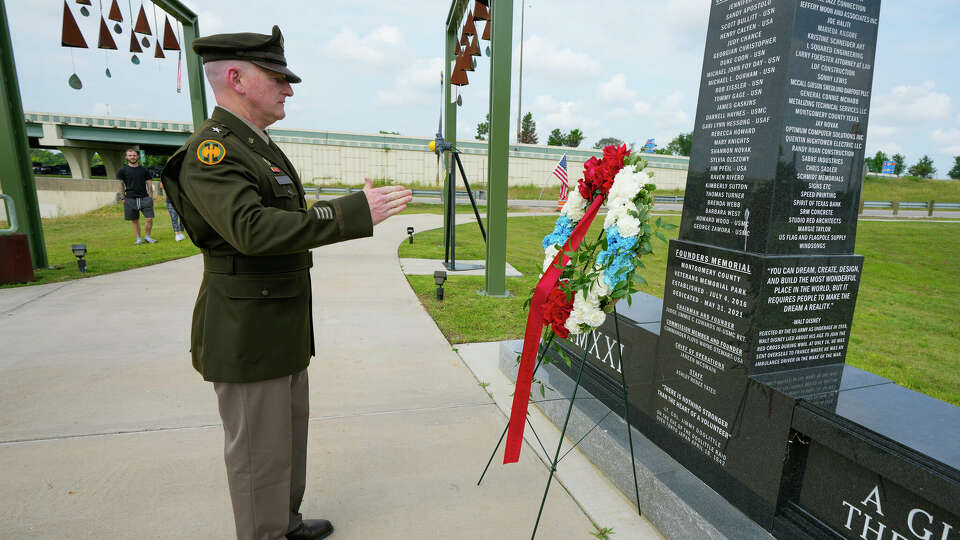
left=98, top=17, right=118, bottom=49
left=134, top=4, right=152, bottom=35
left=162, top=16, right=180, bottom=50
left=61, top=1, right=89, bottom=48
left=107, top=0, right=122, bottom=21
left=129, top=32, right=142, bottom=53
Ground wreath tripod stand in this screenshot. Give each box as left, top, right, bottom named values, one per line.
left=477, top=313, right=643, bottom=540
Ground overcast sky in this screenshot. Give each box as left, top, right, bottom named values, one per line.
left=8, top=0, right=960, bottom=175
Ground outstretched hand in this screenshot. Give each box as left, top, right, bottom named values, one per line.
left=363, top=177, right=413, bottom=225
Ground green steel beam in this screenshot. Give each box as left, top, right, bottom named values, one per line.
left=153, top=0, right=207, bottom=128
left=445, top=0, right=470, bottom=31
left=0, top=0, right=47, bottom=267
left=484, top=0, right=513, bottom=296
left=442, top=8, right=459, bottom=259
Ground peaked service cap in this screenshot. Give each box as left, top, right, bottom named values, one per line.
left=192, top=25, right=301, bottom=83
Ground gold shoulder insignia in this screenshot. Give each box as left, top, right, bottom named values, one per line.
left=197, top=139, right=226, bottom=165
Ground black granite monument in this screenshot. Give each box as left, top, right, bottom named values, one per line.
left=538, top=0, right=960, bottom=537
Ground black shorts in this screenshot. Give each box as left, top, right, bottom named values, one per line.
left=123, top=196, right=155, bottom=220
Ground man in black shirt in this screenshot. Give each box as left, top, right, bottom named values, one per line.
left=117, top=148, right=157, bottom=244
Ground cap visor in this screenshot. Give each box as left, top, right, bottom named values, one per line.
left=251, top=60, right=301, bottom=84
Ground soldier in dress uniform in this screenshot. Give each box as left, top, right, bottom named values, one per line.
left=160, top=25, right=412, bottom=540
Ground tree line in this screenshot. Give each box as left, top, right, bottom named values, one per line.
left=477, top=113, right=960, bottom=180
left=866, top=151, right=960, bottom=180
left=478, top=111, right=693, bottom=155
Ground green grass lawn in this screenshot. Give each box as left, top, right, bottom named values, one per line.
left=2, top=203, right=200, bottom=288
left=307, top=181, right=685, bottom=203
left=399, top=216, right=960, bottom=406
left=6, top=199, right=959, bottom=404
left=309, top=175, right=960, bottom=203
left=861, top=175, right=960, bottom=203
left=398, top=202, right=487, bottom=215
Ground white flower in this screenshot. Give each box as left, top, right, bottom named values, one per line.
left=565, top=316, right=582, bottom=335
left=609, top=168, right=644, bottom=202
left=570, top=292, right=606, bottom=331
left=561, top=188, right=586, bottom=221
left=617, top=216, right=642, bottom=238
left=592, top=275, right=611, bottom=297
left=585, top=307, right=607, bottom=328
left=542, top=245, right=559, bottom=273
left=603, top=204, right=631, bottom=229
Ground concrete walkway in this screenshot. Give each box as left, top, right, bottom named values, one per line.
left=0, top=213, right=659, bottom=539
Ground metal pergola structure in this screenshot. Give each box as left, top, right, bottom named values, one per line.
left=444, top=0, right=512, bottom=297
left=0, top=0, right=206, bottom=269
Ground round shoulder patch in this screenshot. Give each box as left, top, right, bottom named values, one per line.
left=197, top=139, right=226, bottom=165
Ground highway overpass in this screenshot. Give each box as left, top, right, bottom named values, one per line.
left=24, top=111, right=691, bottom=190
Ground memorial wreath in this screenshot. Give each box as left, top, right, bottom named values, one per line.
left=504, top=144, right=675, bottom=464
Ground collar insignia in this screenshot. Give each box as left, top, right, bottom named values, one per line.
left=210, top=126, right=223, bottom=135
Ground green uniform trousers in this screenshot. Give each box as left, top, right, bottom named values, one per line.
left=214, top=369, right=309, bottom=540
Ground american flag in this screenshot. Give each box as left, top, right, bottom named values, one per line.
left=553, top=154, right=569, bottom=199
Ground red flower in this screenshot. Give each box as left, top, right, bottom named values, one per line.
left=578, top=157, right=601, bottom=199
left=542, top=282, right=575, bottom=338
left=603, top=144, right=630, bottom=165
left=577, top=144, right=630, bottom=200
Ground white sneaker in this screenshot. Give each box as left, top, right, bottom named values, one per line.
left=134, top=237, right=143, bottom=245
left=175, top=233, right=185, bottom=242
left=144, top=236, right=157, bottom=244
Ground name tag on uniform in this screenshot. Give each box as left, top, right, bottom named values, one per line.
left=274, top=175, right=293, bottom=185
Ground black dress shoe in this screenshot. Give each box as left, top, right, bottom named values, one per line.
left=286, top=519, right=334, bottom=540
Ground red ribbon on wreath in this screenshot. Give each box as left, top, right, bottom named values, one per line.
left=503, top=195, right=604, bottom=464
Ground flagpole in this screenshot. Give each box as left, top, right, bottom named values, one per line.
left=515, top=0, right=525, bottom=142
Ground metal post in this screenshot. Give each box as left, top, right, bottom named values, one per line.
left=484, top=0, right=513, bottom=297
left=0, top=0, right=47, bottom=267
left=448, top=153, right=457, bottom=270
left=153, top=1, right=207, bottom=127
left=179, top=18, right=206, bottom=128
left=453, top=152, right=487, bottom=242
left=531, top=332, right=594, bottom=539
left=516, top=0, right=525, bottom=142
left=477, top=333, right=555, bottom=486
left=442, top=6, right=459, bottom=263
left=613, top=310, right=642, bottom=515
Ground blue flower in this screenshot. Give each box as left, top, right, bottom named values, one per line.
left=598, top=226, right=638, bottom=289
left=543, top=216, right=575, bottom=249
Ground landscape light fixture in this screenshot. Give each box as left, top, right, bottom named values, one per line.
left=407, top=226, right=415, bottom=244
left=72, top=244, right=87, bottom=272
left=434, top=270, right=447, bottom=301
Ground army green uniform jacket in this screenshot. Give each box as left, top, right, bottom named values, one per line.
left=161, top=107, right=372, bottom=383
